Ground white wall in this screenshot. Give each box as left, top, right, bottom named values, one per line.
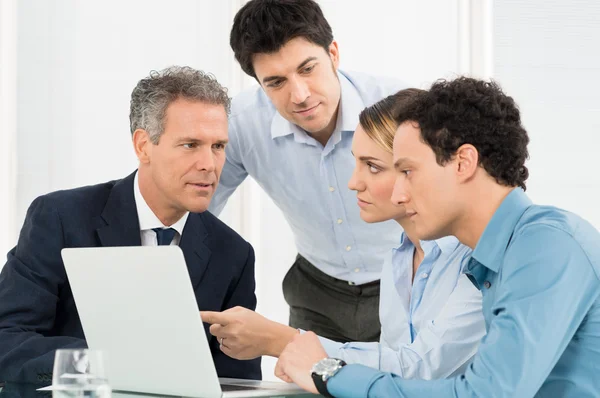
left=0, top=0, right=18, bottom=262
left=492, top=0, right=600, bottom=229
left=15, top=0, right=244, bottom=228
left=4, top=0, right=599, bottom=381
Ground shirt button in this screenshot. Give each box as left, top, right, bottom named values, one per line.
left=345, top=245, right=352, bottom=251
left=337, top=218, right=343, bottom=224
left=348, top=281, right=356, bottom=286
left=484, top=281, right=492, bottom=289
left=354, top=268, right=360, bottom=273
left=329, top=186, right=335, bottom=192
left=421, top=273, right=429, bottom=279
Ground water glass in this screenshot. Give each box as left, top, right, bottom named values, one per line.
left=52, top=349, right=111, bottom=398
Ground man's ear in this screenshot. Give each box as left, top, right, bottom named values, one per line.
left=454, top=144, right=479, bottom=183
left=328, top=40, right=340, bottom=70
left=132, top=129, right=152, bottom=164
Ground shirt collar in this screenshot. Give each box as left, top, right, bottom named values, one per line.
left=471, top=187, right=532, bottom=272
left=397, top=233, right=460, bottom=256
left=432, top=235, right=461, bottom=254
left=270, top=70, right=365, bottom=141
left=134, top=171, right=189, bottom=237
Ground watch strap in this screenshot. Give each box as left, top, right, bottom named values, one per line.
left=311, top=359, right=346, bottom=397
left=312, top=372, right=335, bottom=398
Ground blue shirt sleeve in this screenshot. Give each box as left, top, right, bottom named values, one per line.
left=328, top=225, right=600, bottom=397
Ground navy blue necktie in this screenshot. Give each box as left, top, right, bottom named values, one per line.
left=152, top=228, right=176, bottom=246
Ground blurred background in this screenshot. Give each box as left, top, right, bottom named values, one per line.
left=1, top=0, right=599, bottom=380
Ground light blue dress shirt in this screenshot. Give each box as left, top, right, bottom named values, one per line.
left=319, top=235, right=485, bottom=379
left=327, top=188, right=600, bottom=397
left=209, top=71, right=406, bottom=284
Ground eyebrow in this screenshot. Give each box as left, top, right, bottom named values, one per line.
left=393, top=157, right=410, bottom=170
left=175, top=137, right=229, bottom=145
left=358, top=156, right=384, bottom=163
left=261, top=56, right=318, bottom=85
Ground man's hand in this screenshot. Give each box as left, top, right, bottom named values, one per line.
left=274, top=331, right=327, bottom=394
left=200, top=306, right=298, bottom=360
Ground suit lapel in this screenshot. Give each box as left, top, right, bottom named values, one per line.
left=179, top=212, right=212, bottom=289
left=95, top=171, right=211, bottom=286
left=96, top=171, right=142, bottom=247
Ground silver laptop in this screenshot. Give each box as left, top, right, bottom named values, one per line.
left=61, top=246, right=308, bottom=398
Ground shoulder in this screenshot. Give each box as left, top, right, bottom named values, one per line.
left=227, top=85, right=277, bottom=148
left=340, top=69, right=409, bottom=105
left=198, top=210, right=251, bottom=252
left=29, top=179, right=119, bottom=217
left=516, top=205, right=599, bottom=249
left=230, top=84, right=275, bottom=121
left=508, top=205, right=600, bottom=278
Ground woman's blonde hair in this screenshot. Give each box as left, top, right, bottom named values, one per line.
left=359, top=88, right=425, bottom=153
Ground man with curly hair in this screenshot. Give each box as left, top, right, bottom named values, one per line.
left=275, top=77, right=600, bottom=397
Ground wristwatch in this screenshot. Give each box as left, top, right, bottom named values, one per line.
left=310, top=357, right=346, bottom=398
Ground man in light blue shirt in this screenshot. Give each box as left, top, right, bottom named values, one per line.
left=210, top=0, right=405, bottom=341
left=275, top=77, right=600, bottom=397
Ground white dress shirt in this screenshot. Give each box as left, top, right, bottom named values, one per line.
left=319, top=235, right=486, bottom=380
left=134, top=172, right=189, bottom=246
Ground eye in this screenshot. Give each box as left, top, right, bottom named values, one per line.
left=212, top=143, right=226, bottom=150
left=302, top=64, right=316, bottom=74
left=366, top=162, right=381, bottom=174
left=267, top=79, right=284, bottom=88
left=402, top=169, right=412, bottom=176
left=183, top=143, right=197, bottom=149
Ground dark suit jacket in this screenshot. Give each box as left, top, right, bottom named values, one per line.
left=0, top=172, right=261, bottom=383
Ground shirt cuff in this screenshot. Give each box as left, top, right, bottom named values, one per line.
left=318, top=336, right=344, bottom=358
left=298, top=329, right=345, bottom=358
left=327, top=364, right=384, bottom=398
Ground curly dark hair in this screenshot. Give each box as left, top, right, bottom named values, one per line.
left=230, top=0, right=334, bottom=79
left=394, top=77, right=530, bottom=190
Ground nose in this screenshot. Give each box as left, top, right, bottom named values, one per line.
left=391, top=175, right=409, bottom=205
left=348, top=166, right=365, bottom=192
left=290, top=77, right=310, bottom=105
left=194, top=146, right=216, bottom=173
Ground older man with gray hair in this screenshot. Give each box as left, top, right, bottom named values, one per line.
left=0, top=66, right=261, bottom=383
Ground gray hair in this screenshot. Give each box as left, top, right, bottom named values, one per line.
left=129, top=66, right=231, bottom=143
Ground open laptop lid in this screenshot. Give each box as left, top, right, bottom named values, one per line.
left=62, top=246, right=222, bottom=398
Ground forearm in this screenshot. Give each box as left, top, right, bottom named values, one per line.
left=327, top=364, right=459, bottom=398
left=318, top=331, right=478, bottom=380
left=265, top=322, right=299, bottom=357
left=319, top=338, right=382, bottom=370
left=0, top=333, right=87, bottom=383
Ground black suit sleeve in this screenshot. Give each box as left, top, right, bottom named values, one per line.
left=211, top=243, right=262, bottom=380
left=0, top=197, right=86, bottom=384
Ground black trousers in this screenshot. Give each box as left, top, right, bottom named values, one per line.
left=282, top=254, right=381, bottom=343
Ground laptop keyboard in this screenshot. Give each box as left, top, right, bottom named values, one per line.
left=221, top=384, right=269, bottom=392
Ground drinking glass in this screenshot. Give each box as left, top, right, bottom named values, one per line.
left=52, top=349, right=111, bottom=398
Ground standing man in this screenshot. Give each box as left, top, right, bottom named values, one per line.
left=210, top=0, right=405, bottom=342
left=0, top=66, right=261, bottom=383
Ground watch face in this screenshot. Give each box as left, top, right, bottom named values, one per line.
left=312, top=358, right=341, bottom=375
